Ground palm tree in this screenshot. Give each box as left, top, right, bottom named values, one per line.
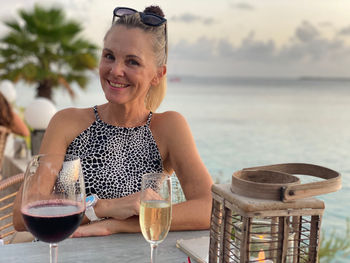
left=0, top=4, right=99, bottom=101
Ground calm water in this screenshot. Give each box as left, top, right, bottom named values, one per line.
left=16, top=76, right=350, bottom=260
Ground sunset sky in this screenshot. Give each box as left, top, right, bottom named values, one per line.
left=1, top=0, right=350, bottom=77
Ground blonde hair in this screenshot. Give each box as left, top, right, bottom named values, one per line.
left=105, top=11, right=167, bottom=112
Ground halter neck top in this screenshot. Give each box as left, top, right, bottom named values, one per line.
left=66, top=106, right=163, bottom=199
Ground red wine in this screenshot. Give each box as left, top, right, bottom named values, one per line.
left=21, top=200, right=85, bottom=243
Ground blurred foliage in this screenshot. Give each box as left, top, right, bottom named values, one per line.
left=0, top=4, right=99, bottom=101
left=319, top=219, right=350, bottom=263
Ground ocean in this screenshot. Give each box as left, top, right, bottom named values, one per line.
left=15, top=76, right=350, bottom=261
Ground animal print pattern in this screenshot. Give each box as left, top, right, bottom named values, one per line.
left=66, top=106, right=163, bottom=199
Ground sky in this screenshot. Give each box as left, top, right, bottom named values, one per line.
left=1, top=0, right=350, bottom=78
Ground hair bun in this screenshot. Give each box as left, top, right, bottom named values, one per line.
left=143, top=5, right=165, bottom=18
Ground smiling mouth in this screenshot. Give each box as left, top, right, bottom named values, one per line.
left=108, top=80, right=130, bottom=89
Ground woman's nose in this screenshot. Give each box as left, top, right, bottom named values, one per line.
left=110, top=61, right=125, bottom=76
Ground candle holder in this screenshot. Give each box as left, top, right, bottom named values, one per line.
left=209, top=163, right=341, bottom=263
left=232, top=219, right=295, bottom=262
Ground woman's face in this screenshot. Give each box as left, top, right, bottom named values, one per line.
left=99, top=25, right=160, bottom=107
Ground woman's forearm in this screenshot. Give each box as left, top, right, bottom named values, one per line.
left=170, top=198, right=212, bottom=231
left=72, top=216, right=140, bottom=237
left=74, top=197, right=212, bottom=238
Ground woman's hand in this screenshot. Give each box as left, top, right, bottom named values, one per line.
left=97, top=192, right=141, bottom=220
left=72, top=217, right=140, bottom=237
left=95, top=188, right=160, bottom=220
left=72, top=219, right=116, bottom=237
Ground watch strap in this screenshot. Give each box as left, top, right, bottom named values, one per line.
left=85, top=205, right=101, bottom=222
left=85, top=194, right=102, bottom=222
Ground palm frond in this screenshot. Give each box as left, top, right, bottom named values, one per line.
left=3, top=20, right=22, bottom=33
left=0, top=3, right=99, bottom=100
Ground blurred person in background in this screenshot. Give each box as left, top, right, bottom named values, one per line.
left=0, top=91, right=29, bottom=180
left=0, top=92, right=29, bottom=137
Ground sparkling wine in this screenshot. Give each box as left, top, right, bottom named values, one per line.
left=21, top=199, right=85, bottom=243
left=140, top=200, right=171, bottom=243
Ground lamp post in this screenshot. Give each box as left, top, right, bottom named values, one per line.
left=24, top=98, right=57, bottom=156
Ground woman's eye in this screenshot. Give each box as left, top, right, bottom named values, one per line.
left=127, top=59, right=140, bottom=66
left=104, top=53, right=114, bottom=60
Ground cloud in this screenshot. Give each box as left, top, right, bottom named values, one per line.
left=279, top=21, right=348, bottom=62
left=170, top=13, right=215, bottom=25
left=339, top=26, right=350, bottom=36
left=318, top=21, right=333, bottom=28
left=170, top=33, right=278, bottom=65
left=169, top=20, right=350, bottom=77
left=171, top=37, right=217, bottom=60
left=230, top=2, right=255, bottom=11
left=294, top=21, right=320, bottom=42
left=212, top=32, right=277, bottom=63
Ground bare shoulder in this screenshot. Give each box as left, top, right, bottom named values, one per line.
left=41, top=107, right=96, bottom=153
left=52, top=107, right=92, bottom=121
left=152, top=111, right=189, bottom=134
left=152, top=111, right=187, bottom=127
left=151, top=111, right=192, bottom=143
left=46, top=107, right=95, bottom=141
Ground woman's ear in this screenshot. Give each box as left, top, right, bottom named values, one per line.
left=151, top=65, right=167, bottom=86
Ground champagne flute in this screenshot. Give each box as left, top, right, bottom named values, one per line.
left=140, top=172, right=172, bottom=263
left=20, top=154, right=86, bottom=263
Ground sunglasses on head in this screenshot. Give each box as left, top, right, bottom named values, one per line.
left=112, top=7, right=167, bottom=26
left=112, top=7, right=168, bottom=64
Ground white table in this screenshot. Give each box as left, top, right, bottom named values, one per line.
left=0, top=230, right=209, bottom=263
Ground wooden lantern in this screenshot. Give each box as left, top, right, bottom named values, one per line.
left=209, top=163, right=341, bottom=263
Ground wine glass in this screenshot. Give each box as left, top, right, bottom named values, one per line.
left=20, top=154, right=86, bottom=263
left=139, top=172, right=172, bottom=263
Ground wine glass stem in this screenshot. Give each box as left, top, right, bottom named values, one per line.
left=50, top=243, right=58, bottom=263
left=150, top=243, right=158, bottom=263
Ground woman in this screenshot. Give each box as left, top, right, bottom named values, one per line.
left=13, top=5, right=213, bottom=237
left=0, top=92, right=29, bottom=137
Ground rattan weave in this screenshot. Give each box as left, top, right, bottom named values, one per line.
left=0, top=173, right=24, bottom=244
left=0, top=126, right=10, bottom=169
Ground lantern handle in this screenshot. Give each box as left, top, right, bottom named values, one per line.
left=243, top=163, right=341, bottom=202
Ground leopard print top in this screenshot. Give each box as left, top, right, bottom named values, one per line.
left=66, top=106, right=163, bottom=199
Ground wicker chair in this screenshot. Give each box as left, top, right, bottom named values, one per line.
left=0, top=173, right=24, bottom=244
left=0, top=126, right=10, bottom=170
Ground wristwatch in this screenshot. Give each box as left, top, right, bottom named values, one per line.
left=85, top=194, right=102, bottom=222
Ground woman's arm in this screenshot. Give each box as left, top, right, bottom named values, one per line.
left=10, top=110, right=30, bottom=137
left=161, top=111, right=213, bottom=230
